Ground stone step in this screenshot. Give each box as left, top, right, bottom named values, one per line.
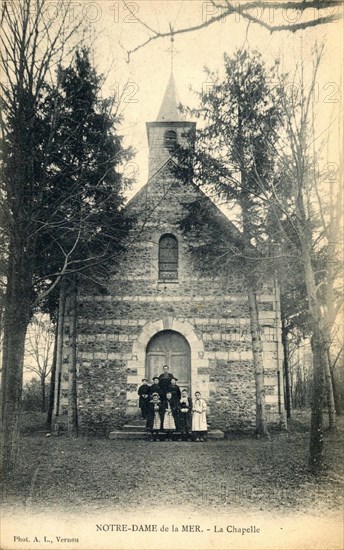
left=122, top=424, right=146, bottom=432
left=127, top=418, right=147, bottom=427
left=109, top=431, right=146, bottom=440
left=109, top=429, right=224, bottom=440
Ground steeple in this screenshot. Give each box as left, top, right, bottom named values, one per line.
left=146, top=73, right=195, bottom=179
left=157, top=73, right=183, bottom=122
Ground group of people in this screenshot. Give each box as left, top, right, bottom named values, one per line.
left=138, top=365, right=208, bottom=442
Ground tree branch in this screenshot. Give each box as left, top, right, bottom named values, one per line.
left=125, top=0, right=342, bottom=61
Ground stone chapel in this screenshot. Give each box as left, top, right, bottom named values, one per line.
left=56, top=74, right=286, bottom=435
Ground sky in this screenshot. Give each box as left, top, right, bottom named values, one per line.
left=67, top=0, right=344, bottom=200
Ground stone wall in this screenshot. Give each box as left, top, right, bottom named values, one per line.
left=146, top=121, right=195, bottom=179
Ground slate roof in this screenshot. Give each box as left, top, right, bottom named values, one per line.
left=156, top=73, right=184, bottom=122
left=126, top=159, right=243, bottom=248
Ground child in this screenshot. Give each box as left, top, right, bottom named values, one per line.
left=137, top=378, right=150, bottom=419
left=162, top=391, right=178, bottom=441
left=178, top=389, right=193, bottom=441
left=146, top=392, right=162, bottom=441
left=192, top=391, right=207, bottom=442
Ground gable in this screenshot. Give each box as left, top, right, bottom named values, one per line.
left=126, top=158, right=243, bottom=249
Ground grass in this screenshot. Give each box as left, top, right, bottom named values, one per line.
left=2, top=410, right=344, bottom=516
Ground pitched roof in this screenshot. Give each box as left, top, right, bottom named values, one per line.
left=126, top=159, right=243, bottom=248
left=156, top=73, right=184, bottom=122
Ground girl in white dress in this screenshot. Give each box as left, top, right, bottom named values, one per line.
left=192, top=391, right=208, bottom=442
left=162, top=391, right=177, bottom=441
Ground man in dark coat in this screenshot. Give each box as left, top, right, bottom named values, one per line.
left=168, top=377, right=181, bottom=401
left=149, top=376, right=162, bottom=398
left=158, top=364, right=174, bottom=397
left=137, top=378, right=150, bottom=419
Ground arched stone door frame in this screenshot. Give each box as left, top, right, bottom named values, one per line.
left=146, top=330, right=191, bottom=389
left=126, top=318, right=209, bottom=412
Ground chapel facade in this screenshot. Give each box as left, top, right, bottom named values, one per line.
left=56, top=75, right=286, bottom=434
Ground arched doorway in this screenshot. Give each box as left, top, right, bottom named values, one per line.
left=146, top=330, right=191, bottom=389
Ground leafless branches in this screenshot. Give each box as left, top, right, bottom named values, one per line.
left=25, top=313, right=54, bottom=380
left=124, top=0, right=342, bottom=61
left=0, top=0, right=82, bottom=112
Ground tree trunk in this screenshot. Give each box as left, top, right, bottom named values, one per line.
left=41, top=375, right=46, bottom=412
left=281, top=306, right=291, bottom=419
left=0, top=251, right=32, bottom=473
left=247, top=285, right=268, bottom=437
left=323, top=237, right=337, bottom=428
left=324, top=349, right=336, bottom=430
left=329, top=348, right=342, bottom=416
left=46, top=323, right=58, bottom=430
left=67, top=274, right=78, bottom=436
left=0, top=254, right=14, bottom=426
left=52, top=279, right=66, bottom=433
left=302, top=247, right=326, bottom=473
left=1, top=323, right=28, bottom=472
left=241, top=193, right=268, bottom=438
left=309, top=329, right=326, bottom=471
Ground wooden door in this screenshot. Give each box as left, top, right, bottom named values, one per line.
left=146, top=330, right=191, bottom=390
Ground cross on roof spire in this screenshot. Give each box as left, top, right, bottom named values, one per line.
left=166, top=24, right=178, bottom=73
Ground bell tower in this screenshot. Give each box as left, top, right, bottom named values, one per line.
left=146, top=73, right=196, bottom=179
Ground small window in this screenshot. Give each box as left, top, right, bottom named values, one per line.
left=159, top=234, right=178, bottom=280
left=164, top=130, right=177, bottom=150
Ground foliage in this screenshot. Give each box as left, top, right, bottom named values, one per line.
left=176, top=49, right=284, bottom=260
left=22, top=379, right=50, bottom=412
left=34, top=48, right=133, bottom=301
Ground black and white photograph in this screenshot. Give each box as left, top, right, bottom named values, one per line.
left=0, top=1, right=343, bottom=549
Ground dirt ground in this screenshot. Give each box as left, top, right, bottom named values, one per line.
left=2, top=410, right=344, bottom=518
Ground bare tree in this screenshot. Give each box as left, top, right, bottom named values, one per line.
left=124, top=0, right=342, bottom=61
left=313, top=134, right=343, bottom=425
left=267, top=45, right=342, bottom=469
left=24, top=314, right=54, bottom=411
